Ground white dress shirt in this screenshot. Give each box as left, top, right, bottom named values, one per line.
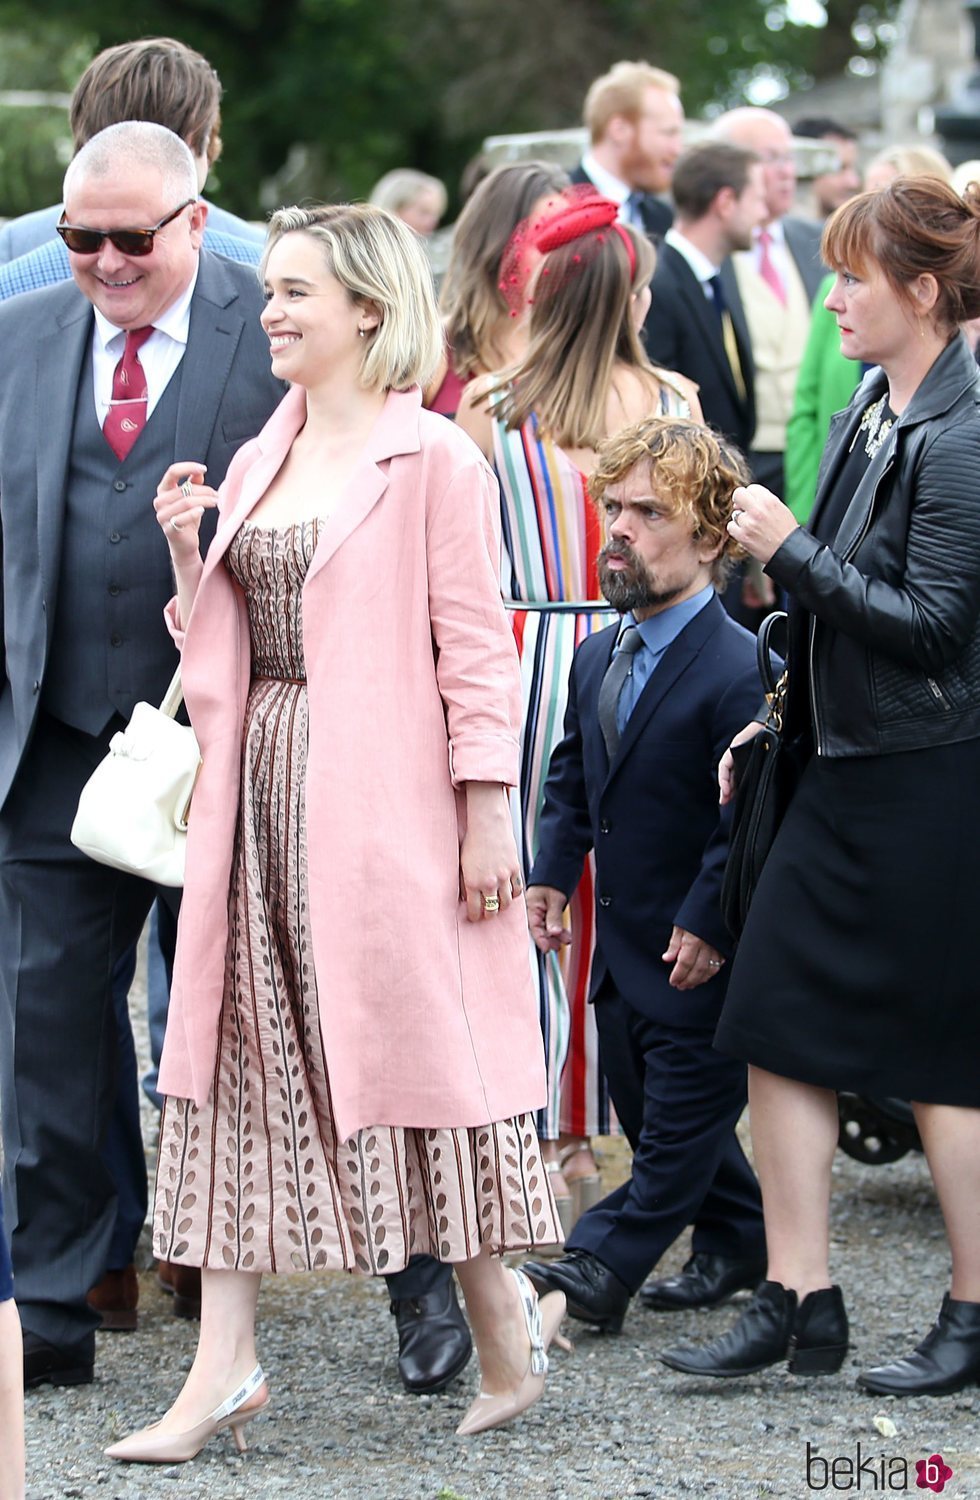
left=581, top=153, right=634, bottom=222
left=91, top=263, right=199, bottom=428
left=663, top=228, right=720, bottom=300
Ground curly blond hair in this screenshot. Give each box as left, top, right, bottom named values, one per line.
left=589, top=417, right=750, bottom=588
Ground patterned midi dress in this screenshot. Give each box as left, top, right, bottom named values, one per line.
left=154, top=521, right=563, bottom=1274
left=494, top=380, right=692, bottom=1140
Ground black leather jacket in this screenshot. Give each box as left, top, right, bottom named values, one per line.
left=767, top=333, right=980, bottom=757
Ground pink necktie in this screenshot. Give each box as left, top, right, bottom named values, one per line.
left=758, top=230, right=786, bottom=306
left=103, top=326, right=154, bottom=461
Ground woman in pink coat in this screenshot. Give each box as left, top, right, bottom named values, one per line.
left=106, top=204, right=565, bottom=1465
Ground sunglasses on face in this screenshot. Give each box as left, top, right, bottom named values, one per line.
left=56, top=198, right=197, bottom=257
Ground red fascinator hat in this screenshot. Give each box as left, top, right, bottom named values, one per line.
left=498, top=185, right=639, bottom=317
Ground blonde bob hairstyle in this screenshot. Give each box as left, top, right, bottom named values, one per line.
left=262, top=203, right=443, bottom=392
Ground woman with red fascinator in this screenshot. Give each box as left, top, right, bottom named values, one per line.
left=457, top=190, right=701, bottom=1231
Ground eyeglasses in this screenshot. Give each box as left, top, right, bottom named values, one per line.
left=56, top=199, right=196, bottom=257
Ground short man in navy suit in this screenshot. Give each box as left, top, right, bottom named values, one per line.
left=522, top=417, right=766, bottom=1330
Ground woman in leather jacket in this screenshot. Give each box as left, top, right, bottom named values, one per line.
left=658, top=176, right=980, bottom=1394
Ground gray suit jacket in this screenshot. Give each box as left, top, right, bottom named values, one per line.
left=719, top=214, right=825, bottom=322
left=0, top=249, right=284, bottom=809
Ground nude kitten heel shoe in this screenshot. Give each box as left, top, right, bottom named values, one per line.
left=455, top=1268, right=570, bottom=1436
left=105, top=1364, right=269, bottom=1464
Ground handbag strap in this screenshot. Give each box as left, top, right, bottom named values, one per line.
left=158, top=666, right=184, bottom=720
left=756, top=610, right=787, bottom=698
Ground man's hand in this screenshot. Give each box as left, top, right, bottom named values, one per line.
left=525, top=885, right=571, bottom=953
left=662, top=925, right=725, bottom=990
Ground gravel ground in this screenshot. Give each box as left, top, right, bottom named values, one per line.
left=21, top=946, right=980, bottom=1500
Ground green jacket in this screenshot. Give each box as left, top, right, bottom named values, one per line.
left=784, top=272, right=861, bottom=523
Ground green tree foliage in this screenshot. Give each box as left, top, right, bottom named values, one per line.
left=0, top=0, right=898, bottom=219
left=0, top=23, right=92, bottom=216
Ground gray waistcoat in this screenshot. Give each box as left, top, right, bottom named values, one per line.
left=42, top=353, right=185, bottom=735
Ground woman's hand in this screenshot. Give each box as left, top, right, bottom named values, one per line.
left=662, top=926, right=726, bottom=990
left=719, top=719, right=766, bottom=806
left=727, top=483, right=799, bottom=565
left=154, top=461, right=220, bottom=565
left=460, top=783, right=524, bottom=923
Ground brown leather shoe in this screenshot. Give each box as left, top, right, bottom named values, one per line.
left=155, top=1259, right=202, bottom=1320
left=86, top=1264, right=139, bottom=1331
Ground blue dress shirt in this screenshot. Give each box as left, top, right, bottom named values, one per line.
left=614, top=584, right=716, bottom=732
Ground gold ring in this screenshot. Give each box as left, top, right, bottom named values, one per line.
left=169, top=517, right=183, bottom=532
left=483, top=894, right=500, bottom=912
left=179, top=478, right=193, bottom=499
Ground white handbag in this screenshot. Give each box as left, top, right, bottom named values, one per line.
left=70, top=667, right=201, bottom=887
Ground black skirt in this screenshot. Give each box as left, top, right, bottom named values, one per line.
left=715, top=737, right=980, bottom=1106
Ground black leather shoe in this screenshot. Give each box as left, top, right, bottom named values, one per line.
left=522, top=1249, right=631, bottom=1334
left=659, top=1280, right=848, bottom=1378
left=858, top=1294, right=980, bottom=1396
left=640, top=1252, right=767, bottom=1311
left=390, top=1279, right=473, bottom=1393
left=23, top=1331, right=95, bottom=1389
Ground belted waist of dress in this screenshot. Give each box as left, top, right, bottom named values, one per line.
left=502, top=598, right=615, bottom=614
left=253, top=672, right=307, bottom=685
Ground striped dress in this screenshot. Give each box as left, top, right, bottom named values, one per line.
left=494, top=381, right=691, bottom=1138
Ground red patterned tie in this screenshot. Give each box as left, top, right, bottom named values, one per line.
left=103, top=326, right=154, bottom=461
left=758, top=229, right=786, bottom=306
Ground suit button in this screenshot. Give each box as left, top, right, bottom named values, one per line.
left=108, top=585, right=121, bottom=596
left=32, top=680, right=40, bottom=693
left=599, top=818, right=611, bottom=834
left=599, top=895, right=612, bottom=908
left=109, top=531, right=121, bottom=543
left=110, top=633, right=122, bottom=647
left=113, top=479, right=127, bottom=493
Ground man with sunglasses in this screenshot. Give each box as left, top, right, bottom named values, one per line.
left=0, top=119, right=284, bottom=1391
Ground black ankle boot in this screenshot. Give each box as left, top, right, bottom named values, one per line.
left=858, top=1294, right=980, bottom=1396
left=659, top=1280, right=848, bottom=1379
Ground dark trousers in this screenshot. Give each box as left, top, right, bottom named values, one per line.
left=0, top=712, right=179, bottom=1350
left=568, top=984, right=765, bottom=1293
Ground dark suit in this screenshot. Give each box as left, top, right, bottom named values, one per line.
left=530, top=596, right=765, bottom=1290
left=643, top=242, right=755, bottom=453
left=0, top=251, right=284, bottom=1353
left=570, top=163, right=673, bottom=240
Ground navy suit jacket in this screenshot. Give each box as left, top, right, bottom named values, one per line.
left=570, top=163, right=673, bottom=240
left=643, top=242, right=755, bottom=453
left=530, top=595, right=760, bottom=1029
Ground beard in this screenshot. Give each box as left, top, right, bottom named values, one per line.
left=598, top=541, right=686, bottom=614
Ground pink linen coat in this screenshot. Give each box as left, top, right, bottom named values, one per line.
left=158, top=384, right=546, bottom=1142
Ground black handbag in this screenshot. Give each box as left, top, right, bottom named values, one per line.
left=721, top=611, right=794, bottom=939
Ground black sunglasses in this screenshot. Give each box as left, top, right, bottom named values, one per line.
left=56, top=198, right=196, bottom=257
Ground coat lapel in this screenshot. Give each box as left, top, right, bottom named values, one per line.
left=198, top=384, right=425, bottom=590
left=303, top=386, right=422, bottom=587
left=35, top=298, right=91, bottom=606
left=667, top=248, right=740, bottom=397
left=174, top=252, right=249, bottom=461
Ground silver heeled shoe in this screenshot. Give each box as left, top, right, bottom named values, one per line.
left=456, top=1268, right=570, bottom=1436
left=104, top=1364, right=269, bottom=1464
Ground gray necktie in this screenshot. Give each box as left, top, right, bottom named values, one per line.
left=597, top=626, right=642, bottom=761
